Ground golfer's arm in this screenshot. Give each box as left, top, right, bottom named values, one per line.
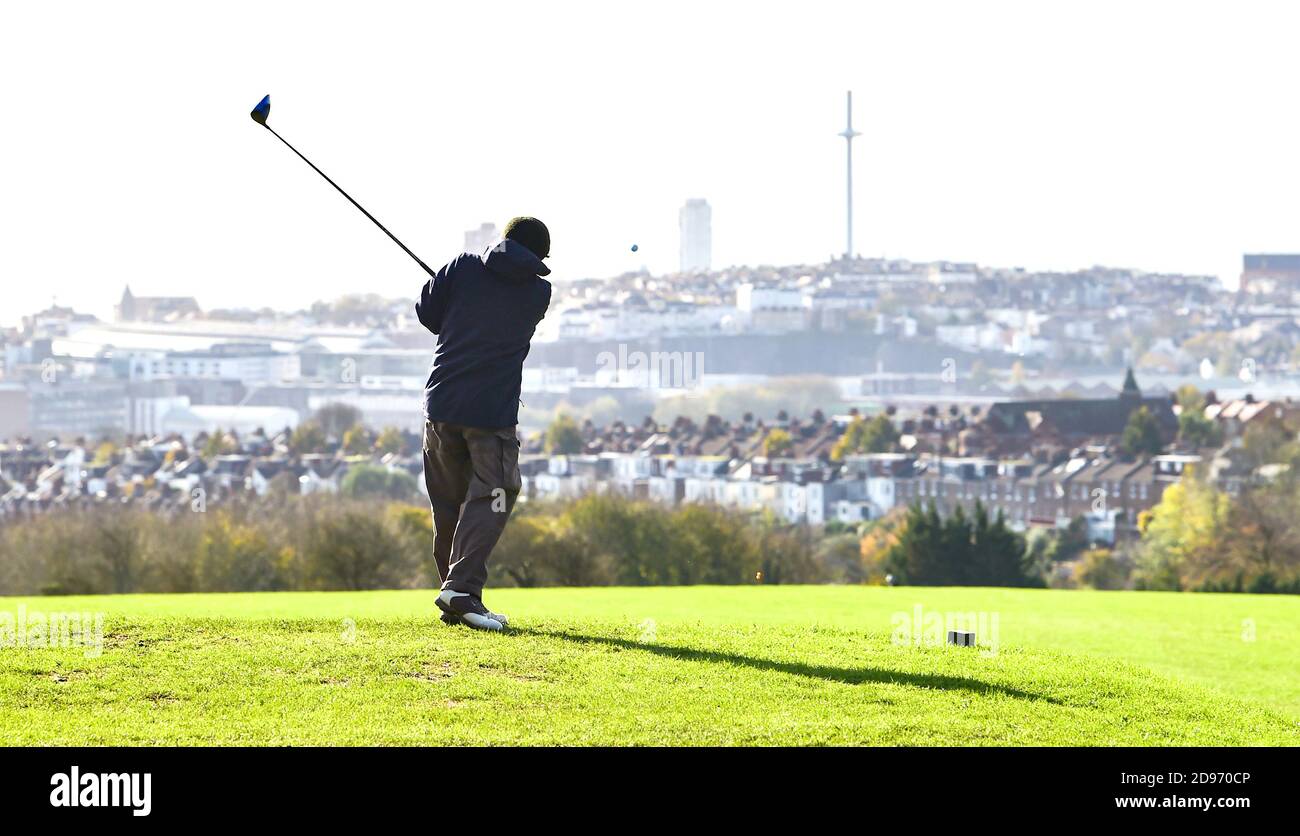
left=416, top=269, right=448, bottom=335
left=536, top=281, right=553, bottom=325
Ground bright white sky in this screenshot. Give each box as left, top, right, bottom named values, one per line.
left=2, top=0, right=1298, bottom=325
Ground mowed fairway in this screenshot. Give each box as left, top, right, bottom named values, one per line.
left=1, top=586, right=1297, bottom=745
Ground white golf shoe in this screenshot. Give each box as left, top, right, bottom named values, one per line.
left=436, top=590, right=505, bottom=631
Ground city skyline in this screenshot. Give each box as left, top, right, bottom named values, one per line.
left=4, top=1, right=1300, bottom=327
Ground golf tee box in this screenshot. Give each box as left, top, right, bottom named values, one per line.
left=947, top=630, right=976, bottom=647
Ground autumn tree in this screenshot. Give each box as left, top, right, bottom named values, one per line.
left=831, top=415, right=899, bottom=460
left=544, top=413, right=585, bottom=455
left=289, top=421, right=327, bottom=455
left=374, top=426, right=406, bottom=456
left=342, top=425, right=372, bottom=455
left=1120, top=406, right=1164, bottom=458
left=312, top=402, right=363, bottom=440
left=1076, top=548, right=1132, bottom=590
left=762, top=428, right=794, bottom=458
left=1133, top=472, right=1229, bottom=590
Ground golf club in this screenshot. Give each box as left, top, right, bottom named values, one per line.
left=249, top=94, right=434, bottom=278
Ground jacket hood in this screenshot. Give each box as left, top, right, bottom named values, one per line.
left=482, top=238, right=551, bottom=279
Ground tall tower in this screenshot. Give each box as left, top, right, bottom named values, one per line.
left=679, top=198, right=712, bottom=273
left=838, top=90, right=861, bottom=260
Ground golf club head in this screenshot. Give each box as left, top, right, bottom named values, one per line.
left=250, top=95, right=270, bottom=126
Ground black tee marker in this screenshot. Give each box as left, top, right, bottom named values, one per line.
left=249, top=95, right=434, bottom=278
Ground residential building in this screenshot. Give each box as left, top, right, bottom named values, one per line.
left=116, top=286, right=201, bottom=323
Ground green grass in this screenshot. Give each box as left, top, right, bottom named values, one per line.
left=0, top=586, right=1297, bottom=745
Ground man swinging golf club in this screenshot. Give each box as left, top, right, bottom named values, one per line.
left=249, top=96, right=549, bottom=630
left=416, top=218, right=552, bottom=630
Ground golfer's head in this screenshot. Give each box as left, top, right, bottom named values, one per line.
left=503, top=217, right=550, bottom=260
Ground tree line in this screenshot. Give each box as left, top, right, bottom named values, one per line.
left=0, top=494, right=840, bottom=595
left=879, top=501, right=1042, bottom=587
left=4, top=479, right=1294, bottom=595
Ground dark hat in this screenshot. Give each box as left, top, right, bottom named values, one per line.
left=503, top=216, right=550, bottom=260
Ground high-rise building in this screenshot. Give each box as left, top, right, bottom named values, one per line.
left=464, top=222, right=499, bottom=254
left=679, top=199, right=712, bottom=273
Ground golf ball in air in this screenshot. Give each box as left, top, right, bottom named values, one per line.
left=630, top=244, right=639, bottom=252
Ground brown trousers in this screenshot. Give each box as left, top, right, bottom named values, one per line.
left=421, top=421, right=521, bottom=597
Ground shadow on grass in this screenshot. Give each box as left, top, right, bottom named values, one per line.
left=515, top=627, right=1059, bottom=705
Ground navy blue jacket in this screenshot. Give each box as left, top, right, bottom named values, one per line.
left=416, top=239, right=552, bottom=428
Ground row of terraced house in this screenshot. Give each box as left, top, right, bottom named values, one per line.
left=521, top=443, right=1213, bottom=544
left=3, top=385, right=1292, bottom=545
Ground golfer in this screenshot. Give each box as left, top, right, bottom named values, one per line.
left=415, top=217, right=553, bottom=630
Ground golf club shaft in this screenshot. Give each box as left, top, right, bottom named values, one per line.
left=261, top=124, right=434, bottom=278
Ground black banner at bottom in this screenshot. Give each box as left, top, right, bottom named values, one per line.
left=2, top=746, right=1289, bottom=821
